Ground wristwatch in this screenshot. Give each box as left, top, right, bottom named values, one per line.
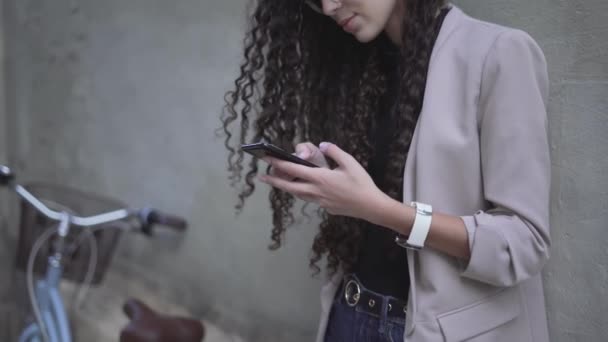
left=395, top=201, right=433, bottom=250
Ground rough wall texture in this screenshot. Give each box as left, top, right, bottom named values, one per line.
left=0, top=0, right=7, bottom=224
left=0, top=0, right=5, bottom=175
left=0, top=0, right=14, bottom=329
left=2, top=0, right=322, bottom=341
left=1, top=0, right=607, bottom=341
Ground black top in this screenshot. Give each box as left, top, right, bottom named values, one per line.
left=352, top=39, right=410, bottom=300
left=352, top=7, right=451, bottom=301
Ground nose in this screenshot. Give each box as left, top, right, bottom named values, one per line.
left=321, top=0, right=342, bottom=16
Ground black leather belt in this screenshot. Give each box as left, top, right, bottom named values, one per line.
left=341, top=275, right=407, bottom=321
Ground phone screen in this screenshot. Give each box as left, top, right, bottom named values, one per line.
left=241, top=143, right=319, bottom=168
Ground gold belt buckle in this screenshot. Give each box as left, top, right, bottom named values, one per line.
left=344, top=279, right=361, bottom=307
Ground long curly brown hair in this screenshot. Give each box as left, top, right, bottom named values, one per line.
left=221, top=0, right=447, bottom=277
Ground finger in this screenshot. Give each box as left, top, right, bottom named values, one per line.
left=297, top=195, right=316, bottom=203
left=275, top=169, right=298, bottom=182
left=273, top=168, right=294, bottom=180
left=295, top=142, right=317, bottom=160
left=262, top=157, right=295, bottom=180
left=319, top=142, right=355, bottom=167
left=259, top=174, right=316, bottom=196
left=268, top=157, right=320, bottom=182
left=297, top=142, right=331, bottom=168
left=297, top=142, right=326, bottom=164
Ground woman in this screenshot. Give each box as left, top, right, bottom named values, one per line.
left=222, top=0, right=551, bottom=341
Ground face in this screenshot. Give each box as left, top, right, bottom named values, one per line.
left=307, top=0, right=401, bottom=43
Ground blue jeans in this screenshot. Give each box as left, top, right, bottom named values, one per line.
left=324, top=277, right=406, bottom=342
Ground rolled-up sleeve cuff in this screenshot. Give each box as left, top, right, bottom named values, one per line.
left=457, top=214, right=478, bottom=272
left=458, top=211, right=515, bottom=286
left=461, top=214, right=478, bottom=253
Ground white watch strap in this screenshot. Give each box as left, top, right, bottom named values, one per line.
left=405, top=202, right=433, bottom=250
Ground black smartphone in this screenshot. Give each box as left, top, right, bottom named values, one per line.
left=241, top=142, right=319, bottom=168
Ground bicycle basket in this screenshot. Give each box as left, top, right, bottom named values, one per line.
left=15, top=182, right=126, bottom=285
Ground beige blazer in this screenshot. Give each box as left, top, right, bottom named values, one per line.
left=315, top=5, right=551, bottom=342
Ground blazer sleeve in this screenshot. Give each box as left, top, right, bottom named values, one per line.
left=460, top=29, right=551, bottom=287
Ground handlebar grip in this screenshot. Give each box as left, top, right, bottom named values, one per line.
left=0, top=165, right=15, bottom=186
left=146, top=210, right=188, bottom=231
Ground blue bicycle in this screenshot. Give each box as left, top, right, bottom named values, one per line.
left=0, top=165, right=187, bottom=342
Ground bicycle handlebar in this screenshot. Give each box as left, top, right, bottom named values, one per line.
left=1, top=165, right=14, bottom=185
left=2, top=164, right=188, bottom=342
left=143, top=209, right=187, bottom=230
left=0, top=165, right=187, bottom=234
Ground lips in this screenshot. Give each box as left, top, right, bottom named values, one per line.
left=339, top=14, right=357, bottom=28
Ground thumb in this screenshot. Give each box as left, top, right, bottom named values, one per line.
left=295, top=143, right=315, bottom=159
left=319, top=142, right=353, bottom=167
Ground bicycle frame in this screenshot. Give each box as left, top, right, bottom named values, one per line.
left=0, top=165, right=186, bottom=342
left=19, top=255, right=72, bottom=342
left=14, top=184, right=133, bottom=342
left=17, top=205, right=105, bottom=342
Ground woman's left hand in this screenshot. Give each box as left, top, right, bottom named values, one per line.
left=259, top=142, right=388, bottom=221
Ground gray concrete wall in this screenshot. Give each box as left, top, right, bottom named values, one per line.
left=2, top=0, right=323, bottom=341
left=0, top=0, right=5, bottom=173
left=0, top=0, right=12, bottom=317
left=0, top=0, right=7, bottom=220
left=0, top=1, right=21, bottom=336
left=1, top=0, right=607, bottom=341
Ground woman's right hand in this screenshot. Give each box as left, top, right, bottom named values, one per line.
left=268, top=142, right=330, bottom=180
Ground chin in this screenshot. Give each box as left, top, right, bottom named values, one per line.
left=353, top=27, right=382, bottom=43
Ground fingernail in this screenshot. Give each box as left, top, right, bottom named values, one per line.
left=298, top=151, right=309, bottom=159
left=258, top=175, right=267, bottom=182
left=319, top=142, right=330, bottom=152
